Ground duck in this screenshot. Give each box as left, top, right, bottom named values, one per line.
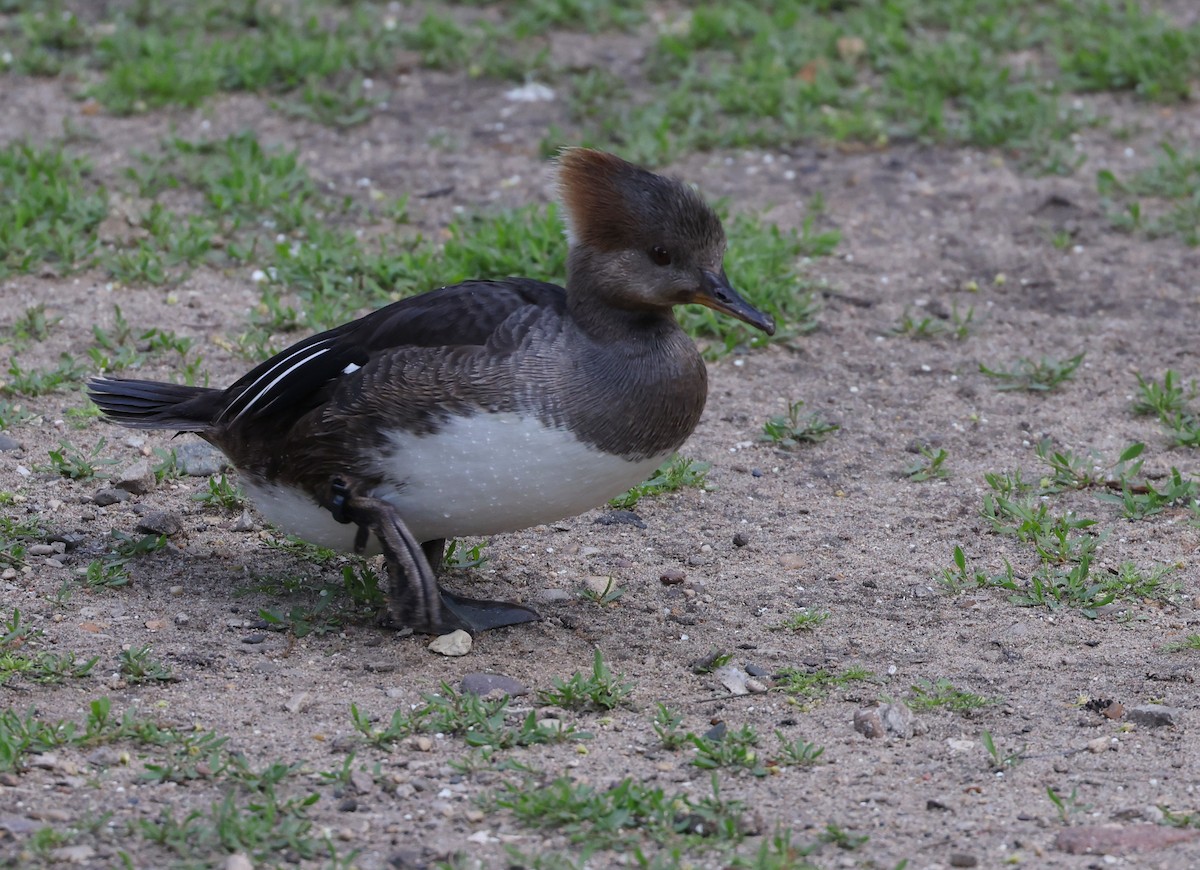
left=88, top=148, right=776, bottom=636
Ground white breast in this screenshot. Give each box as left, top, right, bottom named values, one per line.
left=242, top=413, right=666, bottom=553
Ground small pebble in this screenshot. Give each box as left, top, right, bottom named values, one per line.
left=174, top=613, right=189, bottom=626
left=1127, top=704, right=1181, bottom=728
left=283, top=692, right=313, bottom=714
left=242, top=634, right=267, bottom=645
left=428, top=630, right=472, bottom=657
left=715, top=663, right=750, bottom=696
left=949, top=853, right=978, bottom=868
left=223, top=855, right=253, bottom=870
left=92, top=488, right=130, bottom=506
left=136, top=511, right=183, bottom=537
left=176, top=442, right=230, bottom=476
left=593, top=510, right=646, bottom=529
left=116, top=460, right=155, bottom=494
left=659, top=568, right=686, bottom=585
left=732, top=532, right=750, bottom=547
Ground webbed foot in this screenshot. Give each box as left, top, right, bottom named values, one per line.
left=323, top=481, right=540, bottom=635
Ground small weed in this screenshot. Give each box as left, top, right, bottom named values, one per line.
left=0, top=400, right=36, bottom=430
left=1047, top=786, right=1091, bottom=824
left=761, top=400, right=839, bottom=448
left=691, top=724, right=766, bottom=776
left=111, top=530, right=168, bottom=559
left=340, top=563, right=384, bottom=610
left=775, top=665, right=873, bottom=699
left=265, top=534, right=339, bottom=564
left=1, top=517, right=43, bottom=568
left=981, top=729, right=1025, bottom=770
left=1035, top=439, right=1106, bottom=491
left=352, top=684, right=589, bottom=752
left=1010, top=555, right=1116, bottom=617
left=1100, top=467, right=1199, bottom=519
left=652, top=704, right=688, bottom=750
left=937, top=545, right=1019, bottom=595
left=903, top=445, right=950, bottom=482
left=192, top=473, right=244, bottom=511
left=1164, top=634, right=1200, bottom=653
left=773, top=732, right=825, bottom=768
left=908, top=679, right=999, bottom=714
left=349, top=703, right=415, bottom=751
left=892, top=307, right=951, bottom=340
left=83, top=559, right=131, bottom=589
left=0, top=649, right=98, bottom=687
left=1099, top=143, right=1200, bottom=245
left=142, top=728, right=230, bottom=784
left=8, top=304, right=59, bottom=343
left=771, top=609, right=829, bottom=632
left=1099, top=562, right=1180, bottom=602
left=119, top=645, right=174, bottom=683
left=609, top=455, right=710, bottom=510
left=581, top=576, right=624, bottom=605
left=443, top=538, right=488, bottom=569
left=818, top=824, right=869, bottom=851
left=3, top=354, right=85, bottom=396
left=691, top=650, right=733, bottom=674
left=537, top=649, right=633, bottom=711
left=39, top=437, right=115, bottom=480
left=487, top=771, right=750, bottom=852
left=258, top=596, right=340, bottom=638
left=151, top=447, right=183, bottom=482
left=980, top=353, right=1084, bottom=391
left=1134, top=370, right=1195, bottom=419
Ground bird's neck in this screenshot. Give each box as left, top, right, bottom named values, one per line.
left=565, top=251, right=678, bottom=344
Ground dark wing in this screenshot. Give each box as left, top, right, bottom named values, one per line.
left=216, top=279, right=565, bottom=424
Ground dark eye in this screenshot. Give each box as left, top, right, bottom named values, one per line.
left=649, top=245, right=671, bottom=266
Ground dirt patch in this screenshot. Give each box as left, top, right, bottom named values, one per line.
left=2, top=62, right=1200, bottom=870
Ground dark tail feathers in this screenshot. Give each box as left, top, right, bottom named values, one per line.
left=87, top=377, right=223, bottom=432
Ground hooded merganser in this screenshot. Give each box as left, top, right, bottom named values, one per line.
left=89, top=148, right=775, bottom=635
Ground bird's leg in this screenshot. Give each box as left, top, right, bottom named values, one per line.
left=422, top=539, right=446, bottom=574
left=323, top=480, right=539, bottom=635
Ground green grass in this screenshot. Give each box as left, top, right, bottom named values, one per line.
left=118, top=644, right=175, bottom=684
left=980, top=352, right=1084, bottom=391
left=1099, top=144, right=1200, bottom=246
left=351, top=683, right=590, bottom=751
left=892, top=302, right=975, bottom=341
left=486, top=772, right=753, bottom=854
left=907, top=678, right=999, bottom=713
left=771, top=609, right=830, bottom=632
left=537, top=649, right=633, bottom=711
left=761, top=400, right=839, bottom=448
left=609, top=454, right=711, bottom=510
left=774, top=665, right=873, bottom=700
left=551, top=0, right=1199, bottom=168
left=1164, top=634, right=1200, bottom=653
left=0, top=610, right=98, bottom=687
left=0, top=142, right=107, bottom=277
left=903, top=445, right=950, bottom=482
left=1131, top=370, right=1200, bottom=447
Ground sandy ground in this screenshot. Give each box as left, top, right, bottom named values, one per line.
left=2, top=45, right=1200, bottom=870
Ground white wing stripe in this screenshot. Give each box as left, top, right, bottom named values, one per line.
left=219, top=337, right=335, bottom=422
left=231, top=346, right=333, bottom=422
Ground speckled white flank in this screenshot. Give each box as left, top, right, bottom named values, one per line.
left=242, top=413, right=667, bottom=553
